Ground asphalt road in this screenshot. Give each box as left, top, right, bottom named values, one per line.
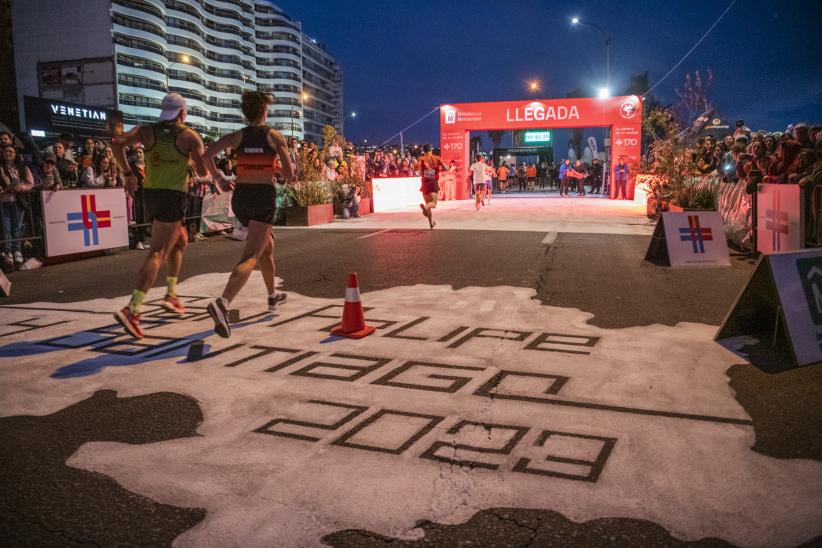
left=1, top=227, right=821, bottom=547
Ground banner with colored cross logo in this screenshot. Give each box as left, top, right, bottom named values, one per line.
left=757, top=184, right=801, bottom=254
left=42, top=189, right=129, bottom=257
left=659, top=211, right=730, bottom=268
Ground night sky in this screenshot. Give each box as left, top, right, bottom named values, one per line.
left=276, top=0, right=822, bottom=147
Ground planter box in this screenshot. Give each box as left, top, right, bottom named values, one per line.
left=668, top=203, right=717, bottom=212
left=646, top=198, right=669, bottom=219
left=359, top=197, right=371, bottom=215
left=286, top=204, right=333, bottom=226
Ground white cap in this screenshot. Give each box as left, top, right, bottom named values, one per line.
left=159, top=92, right=187, bottom=121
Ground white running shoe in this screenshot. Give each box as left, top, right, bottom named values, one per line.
left=268, top=293, right=287, bottom=311
left=207, top=298, right=231, bottom=338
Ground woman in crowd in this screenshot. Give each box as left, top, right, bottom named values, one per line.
left=763, top=134, right=778, bottom=156
left=398, top=158, right=410, bottom=176
left=53, top=142, right=78, bottom=188
left=82, top=137, right=97, bottom=161
left=0, top=144, right=35, bottom=268
left=40, top=153, right=63, bottom=191
left=128, top=145, right=150, bottom=249
left=325, top=158, right=338, bottom=181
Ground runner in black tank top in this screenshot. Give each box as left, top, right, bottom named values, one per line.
left=204, top=91, right=295, bottom=338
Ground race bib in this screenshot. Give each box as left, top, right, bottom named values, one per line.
left=424, top=169, right=435, bottom=179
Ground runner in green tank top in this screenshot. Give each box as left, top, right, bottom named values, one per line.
left=110, top=93, right=211, bottom=339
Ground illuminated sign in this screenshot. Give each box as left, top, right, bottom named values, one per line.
left=23, top=96, right=120, bottom=140
left=523, top=130, right=552, bottom=144
left=506, top=105, right=579, bottom=122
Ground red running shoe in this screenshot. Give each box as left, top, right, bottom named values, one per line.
left=162, top=294, right=186, bottom=315
left=114, top=307, right=144, bottom=339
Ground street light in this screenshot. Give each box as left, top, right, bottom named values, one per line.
left=292, top=92, right=309, bottom=137
left=165, top=54, right=191, bottom=90
left=570, top=16, right=611, bottom=91
left=528, top=80, right=540, bottom=93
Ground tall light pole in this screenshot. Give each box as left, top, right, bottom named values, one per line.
left=165, top=54, right=191, bottom=90
left=571, top=17, right=611, bottom=94
left=571, top=15, right=613, bottom=167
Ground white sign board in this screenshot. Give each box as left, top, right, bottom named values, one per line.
left=769, top=249, right=822, bottom=367
left=371, top=177, right=421, bottom=212
left=661, top=211, right=731, bottom=267
left=757, top=183, right=802, bottom=253
left=42, top=189, right=129, bottom=257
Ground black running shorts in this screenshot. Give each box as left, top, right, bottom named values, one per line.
left=231, top=183, right=276, bottom=226
left=143, top=188, right=187, bottom=223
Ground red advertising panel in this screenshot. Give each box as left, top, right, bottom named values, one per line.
left=440, top=96, right=642, bottom=199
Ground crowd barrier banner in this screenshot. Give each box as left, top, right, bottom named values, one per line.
left=716, top=249, right=822, bottom=370
left=200, top=190, right=237, bottom=233
left=645, top=211, right=730, bottom=268
left=0, top=268, right=10, bottom=297
left=42, top=189, right=128, bottom=257
left=757, top=183, right=802, bottom=254
left=371, top=177, right=420, bottom=212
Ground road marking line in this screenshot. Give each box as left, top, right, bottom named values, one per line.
left=542, top=232, right=558, bottom=245
left=356, top=229, right=392, bottom=240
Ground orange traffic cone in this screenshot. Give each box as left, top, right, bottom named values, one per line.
left=330, top=273, right=376, bottom=339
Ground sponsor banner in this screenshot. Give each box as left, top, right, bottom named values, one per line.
left=24, top=96, right=120, bottom=141
left=42, top=189, right=128, bottom=257
left=440, top=96, right=641, bottom=131
left=371, top=177, right=421, bottom=212
left=440, top=96, right=642, bottom=201
left=769, top=249, right=822, bottom=367
left=661, top=212, right=731, bottom=267
left=757, top=184, right=802, bottom=254
left=200, top=190, right=237, bottom=233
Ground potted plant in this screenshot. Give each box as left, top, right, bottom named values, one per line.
left=283, top=180, right=334, bottom=226
left=641, top=108, right=694, bottom=219
left=668, top=175, right=717, bottom=211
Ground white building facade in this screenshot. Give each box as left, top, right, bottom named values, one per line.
left=12, top=0, right=343, bottom=143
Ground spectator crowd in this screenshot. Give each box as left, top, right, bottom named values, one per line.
left=656, top=120, right=821, bottom=186
left=0, top=129, right=219, bottom=272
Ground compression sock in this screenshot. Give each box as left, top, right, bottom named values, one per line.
left=166, top=277, right=178, bottom=298
left=128, top=290, right=146, bottom=314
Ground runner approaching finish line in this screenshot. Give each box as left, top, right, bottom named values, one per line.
left=469, top=155, right=487, bottom=212
left=418, top=144, right=446, bottom=229
left=484, top=159, right=494, bottom=205
left=112, top=93, right=210, bottom=339
left=204, top=91, right=295, bottom=338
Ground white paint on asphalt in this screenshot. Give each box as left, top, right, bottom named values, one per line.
left=319, top=196, right=654, bottom=235
left=1, top=272, right=820, bottom=548
left=542, top=232, right=558, bottom=245
left=356, top=228, right=392, bottom=239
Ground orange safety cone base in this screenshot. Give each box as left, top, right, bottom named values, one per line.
left=330, top=323, right=376, bottom=339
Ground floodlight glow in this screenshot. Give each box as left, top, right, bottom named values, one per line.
left=598, top=87, right=610, bottom=98
left=571, top=17, right=580, bottom=24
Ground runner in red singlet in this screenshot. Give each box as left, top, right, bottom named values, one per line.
left=204, top=91, right=295, bottom=338
left=418, top=144, right=447, bottom=229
